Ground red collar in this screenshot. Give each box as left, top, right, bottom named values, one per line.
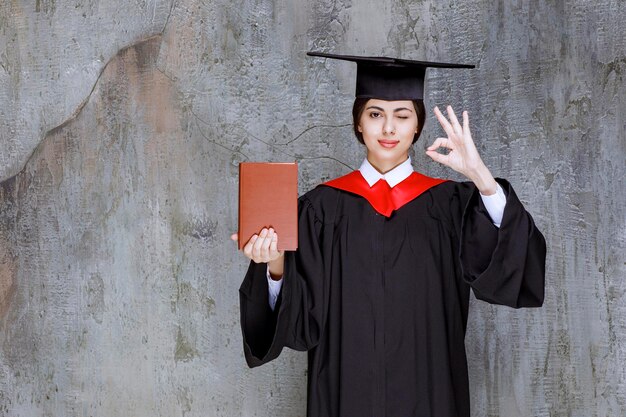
left=321, top=171, right=448, bottom=217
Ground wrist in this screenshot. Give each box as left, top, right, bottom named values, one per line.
left=467, top=164, right=497, bottom=195
left=268, top=254, right=285, bottom=280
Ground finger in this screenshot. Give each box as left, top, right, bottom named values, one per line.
left=425, top=149, right=450, bottom=166
left=230, top=233, right=238, bottom=242
left=261, top=228, right=274, bottom=258
left=447, top=105, right=463, bottom=135
left=269, top=232, right=279, bottom=257
left=427, top=137, right=454, bottom=151
left=463, top=111, right=471, bottom=138
left=252, top=228, right=268, bottom=258
left=243, top=234, right=258, bottom=257
left=433, top=106, right=456, bottom=138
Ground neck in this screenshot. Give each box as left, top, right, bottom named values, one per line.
left=367, top=155, right=409, bottom=174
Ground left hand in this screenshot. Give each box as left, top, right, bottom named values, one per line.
left=426, top=105, right=498, bottom=195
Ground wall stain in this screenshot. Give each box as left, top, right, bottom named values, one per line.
left=177, top=387, right=193, bottom=417
left=174, top=281, right=216, bottom=317
left=173, top=216, right=218, bottom=243
left=0, top=248, right=17, bottom=321
left=174, top=326, right=198, bottom=362
left=0, top=178, right=17, bottom=321
left=34, top=0, right=55, bottom=15
left=600, top=57, right=626, bottom=89
left=86, top=272, right=105, bottom=324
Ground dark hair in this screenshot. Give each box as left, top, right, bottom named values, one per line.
left=352, top=98, right=426, bottom=144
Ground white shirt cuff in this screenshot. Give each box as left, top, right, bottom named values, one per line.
left=479, top=183, right=506, bottom=228
left=266, top=265, right=283, bottom=311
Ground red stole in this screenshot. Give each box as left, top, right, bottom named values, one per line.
left=321, top=170, right=448, bottom=217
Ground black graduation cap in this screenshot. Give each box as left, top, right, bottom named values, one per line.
left=307, top=51, right=475, bottom=101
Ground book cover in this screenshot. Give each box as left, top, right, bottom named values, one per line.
left=238, top=162, right=298, bottom=251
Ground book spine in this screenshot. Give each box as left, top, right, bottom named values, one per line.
left=238, top=163, right=244, bottom=250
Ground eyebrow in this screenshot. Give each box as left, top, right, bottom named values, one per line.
left=366, top=105, right=414, bottom=112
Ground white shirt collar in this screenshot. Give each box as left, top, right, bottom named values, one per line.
left=359, top=157, right=414, bottom=188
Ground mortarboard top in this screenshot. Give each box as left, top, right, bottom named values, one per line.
left=307, top=51, right=475, bottom=101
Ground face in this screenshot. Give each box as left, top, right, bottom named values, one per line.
left=358, top=99, right=418, bottom=173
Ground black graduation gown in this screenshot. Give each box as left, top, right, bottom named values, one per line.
left=239, top=177, right=545, bottom=417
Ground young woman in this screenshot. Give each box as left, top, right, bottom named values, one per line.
left=233, top=53, right=545, bottom=417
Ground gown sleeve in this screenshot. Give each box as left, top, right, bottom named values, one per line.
left=451, top=179, right=546, bottom=308
left=239, top=195, right=326, bottom=368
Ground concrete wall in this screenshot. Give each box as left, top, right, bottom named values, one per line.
left=0, top=0, right=624, bottom=416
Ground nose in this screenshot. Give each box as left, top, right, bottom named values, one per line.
left=383, top=119, right=395, bottom=135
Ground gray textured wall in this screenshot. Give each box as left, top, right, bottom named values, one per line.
left=0, top=0, right=624, bottom=416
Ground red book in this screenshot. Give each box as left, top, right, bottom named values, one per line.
left=238, top=162, right=298, bottom=251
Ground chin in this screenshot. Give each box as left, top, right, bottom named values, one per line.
left=369, top=152, right=407, bottom=166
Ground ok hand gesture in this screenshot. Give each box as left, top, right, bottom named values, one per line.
left=426, top=105, right=498, bottom=195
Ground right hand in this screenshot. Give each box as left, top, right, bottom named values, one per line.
left=231, top=227, right=284, bottom=264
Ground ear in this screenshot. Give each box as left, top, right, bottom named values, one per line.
left=358, top=125, right=363, bottom=133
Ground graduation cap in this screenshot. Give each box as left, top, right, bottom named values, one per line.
left=307, top=52, right=475, bottom=101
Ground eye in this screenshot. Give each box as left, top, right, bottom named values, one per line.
left=369, top=111, right=382, bottom=118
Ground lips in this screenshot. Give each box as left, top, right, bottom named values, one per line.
left=378, top=139, right=400, bottom=148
